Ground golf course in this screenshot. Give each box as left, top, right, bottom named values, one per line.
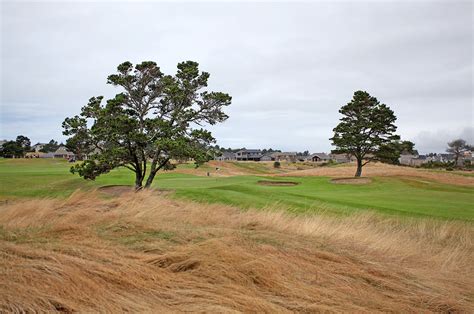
left=1, top=158, right=473, bottom=220
left=1, top=158, right=474, bottom=312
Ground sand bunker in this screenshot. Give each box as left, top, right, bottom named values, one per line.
left=98, top=185, right=135, bottom=196
left=257, top=180, right=299, bottom=186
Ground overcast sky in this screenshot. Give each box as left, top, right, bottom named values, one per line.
left=1, top=1, right=472, bottom=153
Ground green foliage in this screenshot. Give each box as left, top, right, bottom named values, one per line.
left=1, top=141, right=23, bottom=158
left=0, top=135, right=31, bottom=158
left=15, top=135, right=31, bottom=152
left=376, top=140, right=417, bottom=164
left=330, top=91, right=399, bottom=176
left=446, top=139, right=471, bottom=166
left=273, top=161, right=281, bottom=168
left=63, top=60, right=231, bottom=189
left=63, top=116, right=91, bottom=160
left=420, top=161, right=455, bottom=170
left=39, top=139, right=60, bottom=153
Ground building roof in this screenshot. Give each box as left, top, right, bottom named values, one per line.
left=271, top=152, right=297, bottom=157
left=54, top=146, right=74, bottom=155
left=236, top=149, right=261, bottom=153
left=310, top=153, right=329, bottom=159
left=220, top=152, right=235, bottom=157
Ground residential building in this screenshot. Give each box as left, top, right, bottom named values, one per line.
left=271, top=152, right=298, bottom=162
left=260, top=155, right=273, bottom=161
left=329, top=153, right=352, bottom=163
left=308, top=153, right=330, bottom=162
left=235, top=149, right=262, bottom=161
left=54, top=146, right=75, bottom=159
left=399, top=154, right=429, bottom=166
left=32, top=143, right=47, bottom=152
left=38, top=146, right=75, bottom=159
left=215, top=152, right=235, bottom=161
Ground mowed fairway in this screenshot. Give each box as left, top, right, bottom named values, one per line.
left=1, top=158, right=473, bottom=220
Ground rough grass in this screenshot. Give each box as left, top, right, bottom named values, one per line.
left=0, top=191, right=473, bottom=312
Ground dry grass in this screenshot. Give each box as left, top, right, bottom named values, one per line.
left=0, top=191, right=473, bottom=312
left=281, top=162, right=474, bottom=186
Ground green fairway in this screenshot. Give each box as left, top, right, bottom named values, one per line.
left=0, top=159, right=473, bottom=220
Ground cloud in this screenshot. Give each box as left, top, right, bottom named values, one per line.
left=412, top=127, right=474, bottom=154
left=1, top=1, right=472, bottom=153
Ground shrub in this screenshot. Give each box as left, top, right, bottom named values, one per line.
left=420, top=161, right=455, bottom=169
left=273, top=161, right=281, bottom=168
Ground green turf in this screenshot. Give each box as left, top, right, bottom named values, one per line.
left=0, top=159, right=473, bottom=220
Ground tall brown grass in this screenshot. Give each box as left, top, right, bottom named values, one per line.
left=0, top=190, right=473, bottom=312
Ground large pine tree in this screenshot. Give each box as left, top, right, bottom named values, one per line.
left=330, top=91, right=399, bottom=177
left=63, top=60, right=231, bottom=189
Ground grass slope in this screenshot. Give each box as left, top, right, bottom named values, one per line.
left=1, top=159, right=473, bottom=220
left=1, top=192, right=473, bottom=312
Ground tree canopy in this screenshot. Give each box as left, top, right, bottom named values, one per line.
left=39, top=139, right=60, bottom=153
left=63, top=60, right=231, bottom=189
left=0, top=135, right=31, bottom=158
left=330, top=91, right=399, bottom=177
left=376, top=140, right=417, bottom=165
left=446, top=139, right=471, bottom=166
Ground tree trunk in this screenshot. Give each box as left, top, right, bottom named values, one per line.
left=355, top=158, right=363, bottom=177
left=144, top=158, right=169, bottom=189
left=135, top=172, right=143, bottom=190
left=144, top=171, right=157, bottom=188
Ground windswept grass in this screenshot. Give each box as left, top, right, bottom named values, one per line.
left=0, top=191, right=473, bottom=312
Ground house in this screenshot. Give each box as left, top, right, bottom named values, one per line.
left=399, top=154, right=428, bottom=166
left=32, top=143, right=47, bottom=152
left=461, top=151, right=473, bottom=165
left=25, top=151, right=46, bottom=158
left=399, top=154, right=419, bottom=166
left=46, top=146, right=75, bottom=159
left=329, top=153, right=352, bottom=163
left=40, top=152, right=55, bottom=158
left=308, top=153, right=330, bottom=162
left=296, top=155, right=308, bottom=162
left=260, top=155, right=273, bottom=161
left=271, top=152, right=298, bottom=162
left=439, top=154, right=455, bottom=162
left=235, top=149, right=262, bottom=161
left=54, top=146, right=75, bottom=159
left=215, top=152, right=235, bottom=161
